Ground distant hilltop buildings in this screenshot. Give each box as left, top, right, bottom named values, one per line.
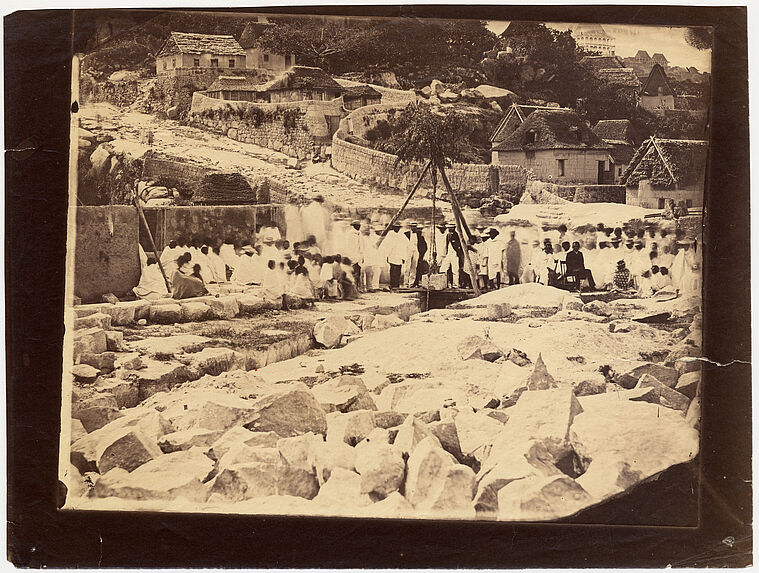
left=568, top=24, right=709, bottom=84
left=571, top=24, right=616, bottom=56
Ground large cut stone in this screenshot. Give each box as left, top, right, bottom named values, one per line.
left=355, top=439, right=405, bottom=498
left=497, top=475, right=594, bottom=521
left=100, top=304, right=136, bottom=326
left=208, top=427, right=280, bottom=461
left=95, top=426, right=164, bottom=474
left=312, top=384, right=360, bottom=413
left=95, top=378, right=140, bottom=409
left=73, top=327, right=108, bottom=357
left=486, top=388, right=583, bottom=471
left=326, top=410, right=376, bottom=446
left=374, top=410, right=408, bottom=429
left=454, top=409, right=506, bottom=463
left=525, top=353, right=557, bottom=391
left=428, top=420, right=464, bottom=463
left=393, top=415, right=432, bottom=456
left=616, top=363, right=679, bottom=389
left=314, top=468, right=373, bottom=510
left=189, top=347, right=245, bottom=378
left=405, top=436, right=475, bottom=517
left=208, top=296, right=240, bottom=320
left=312, top=438, right=357, bottom=485
left=209, top=463, right=279, bottom=502
left=675, top=371, right=701, bottom=400
left=134, top=360, right=193, bottom=400
left=158, top=428, right=225, bottom=453
left=313, top=316, right=360, bottom=349
left=180, top=302, right=211, bottom=322
left=105, top=331, right=126, bottom=352
left=237, top=295, right=277, bottom=314
left=73, top=404, right=124, bottom=433
left=71, top=364, right=100, bottom=383
left=276, top=433, right=321, bottom=499
left=361, top=490, right=415, bottom=519
left=458, top=335, right=503, bottom=362
left=634, top=374, right=691, bottom=413
left=329, top=375, right=377, bottom=412
left=79, top=352, right=117, bottom=372
left=74, top=312, right=112, bottom=331
left=149, top=304, right=182, bottom=324
left=153, top=389, right=257, bottom=433
left=92, top=448, right=213, bottom=502
left=245, top=386, right=328, bottom=437
left=217, top=443, right=279, bottom=470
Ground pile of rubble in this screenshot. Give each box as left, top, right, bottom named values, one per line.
left=417, top=79, right=518, bottom=112
left=64, top=283, right=702, bottom=521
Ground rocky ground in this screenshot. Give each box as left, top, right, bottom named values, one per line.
left=78, top=102, right=446, bottom=212
left=63, top=283, right=702, bottom=522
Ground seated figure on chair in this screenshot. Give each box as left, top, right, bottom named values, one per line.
left=565, top=241, right=596, bottom=292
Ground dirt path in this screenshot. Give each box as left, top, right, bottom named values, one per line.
left=80, top=103, right=447, bottom=213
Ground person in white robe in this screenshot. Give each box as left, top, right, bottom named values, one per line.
left=231, top=246, right=262, bottom=285
left=360, top=225, right=382, bottom=291
left=485, top=229, right=505, bottom=288
left=133, top=245, right=169, bottom=300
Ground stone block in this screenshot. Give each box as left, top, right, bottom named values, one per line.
left=616, top=363, right=679, bottom=390
left=74, top=312, right=112, bottom=331
left=158, top=428, right=225, bottom=453
left=73, top=327, right=108, bottom=356
left=149, top=303, right=182, bottom=324
left=634, top=373, right=691, bottom=413
left=80, top=352, right=117, bottom=372
left=675, top=371, right=701, bottom=400
left=326, top=410, right=376, bottom=446
left=208, top=296, right=239, bottom=320
left=71, top=363, right=100, bottom=383
left=92, top=448, right=213, bottom=503
left=95, top=427, right=164, bottom=474
left=105, top=331, right=126, bottom=352
left=245, top=386, right=328, bottom=438
left=180, top=302, right=211, bottom=322
left=100, top=304, right=136, bottom=326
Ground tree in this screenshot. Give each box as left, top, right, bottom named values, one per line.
left=684, top=27, right=713, bottom=50
left=374, top=103, right=467, bottom=165
left=482, top=22, right=592, bottom=107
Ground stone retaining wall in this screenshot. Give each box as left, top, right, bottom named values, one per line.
left=189, top=92, right=344, bottom=159
left=525, top=180, right=626, bottom=204
left=331, top=122, right=528, bottom=207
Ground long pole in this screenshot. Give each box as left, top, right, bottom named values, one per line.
left=132, top=189, right=171, bottom=291
left=437, top=162, right=481, bottom=297
left=375, top=161, right=431, bottom=249
left=437, top=165, right=475, bottom=243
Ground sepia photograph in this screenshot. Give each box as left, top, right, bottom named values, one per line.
left=57, top=8, right=715, bottom=524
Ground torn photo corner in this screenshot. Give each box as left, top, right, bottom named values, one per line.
left=60, top=8, right=709, bottom=525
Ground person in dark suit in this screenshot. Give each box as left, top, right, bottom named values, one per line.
left=565, top=241, right=596, bottom=292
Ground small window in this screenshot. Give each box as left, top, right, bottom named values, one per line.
left=618, top=167, right=623, bottom=176
left=685, top=199, right=693, bottom=208
left=263, top=54, right=269, bottom=63
left=525, top=129, right=536, bottom=145
left=557, top=159, right=566, bottom=177
left=163, top=61, right=167, bottom=70
left=194, top=58, right=200, bottom=67
left=285, top=54, right=292, bottom=66
left=172, top=58, right=176, bottom=67
left=658, top=198, right=666, bottom=209
left=229, top=59, right=235, bottom=68
left=210, top=58, right=219, bottom=68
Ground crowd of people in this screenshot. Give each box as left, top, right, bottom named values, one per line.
left=132, top=197, right=702, bottom=304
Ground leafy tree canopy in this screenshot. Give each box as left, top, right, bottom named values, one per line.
left=257, top=17, right=496, bottom=79
left=482, top=22, right=592, bottom=107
